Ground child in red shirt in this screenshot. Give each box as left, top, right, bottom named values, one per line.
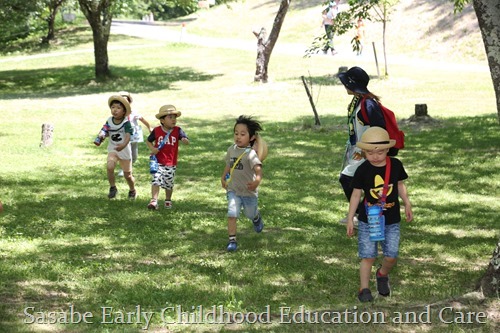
left=146, top=105, right=189, bottom=210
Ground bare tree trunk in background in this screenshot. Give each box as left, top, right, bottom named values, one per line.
left=472, top=0, right=500, bottom=124
left=78, top=0, right=114, bottom=81
left=42, top=0, right=66, bottom=44
left=253, top=0, right=290, bottom=83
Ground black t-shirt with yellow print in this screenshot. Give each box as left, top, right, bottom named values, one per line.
left=351, top=157, right=408, bottom=225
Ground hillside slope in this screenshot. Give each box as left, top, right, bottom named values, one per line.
left=184, top=0, right=485, bottom=63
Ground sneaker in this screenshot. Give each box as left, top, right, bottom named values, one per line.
left=128, top=190, right=137, bottom=200
left=147, top=199, right=158, bottom=210
left=108, top=186, right=117, bottom=199
left=253, top=213, right=264, bottom=233
left=227, top=241, right=237, bottom=252
left=117, top=169, right=124, bottom=177
left=358, top=288, right=373, bottom=302
left=376, top=268, right=391, bottom=296
left=164, top=200, right=172, bottom=209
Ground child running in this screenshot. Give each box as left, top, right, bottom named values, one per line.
left=146, top=105, right=189, bottom=210
left=221, top=115, right=264, bottom=252
left=118, top=91, right=152, bottom=176
left=346, top=127, right=413, bottom=302
left=95, top=95, right=136, bottom=199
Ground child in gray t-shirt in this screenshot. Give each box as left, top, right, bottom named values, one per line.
left=221, top=115, right=264, bottom=252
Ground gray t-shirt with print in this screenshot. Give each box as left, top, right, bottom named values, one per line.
left=225, top=144, right=262, bottom=197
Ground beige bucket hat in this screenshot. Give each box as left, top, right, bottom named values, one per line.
left=156, top=104, right=182, bottom=119
left=356, top=127, right=396, bottom=150
left=108, top=95, right=131, bottom=117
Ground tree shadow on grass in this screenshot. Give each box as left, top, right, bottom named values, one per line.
left=0, top=65, right=222, bottom=99
left=0, top=115, right=498, bottom=332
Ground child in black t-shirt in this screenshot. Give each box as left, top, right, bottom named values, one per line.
left=346, top=127, right=413, bottom=302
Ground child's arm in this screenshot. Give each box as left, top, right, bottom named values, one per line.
left=221, top=165, right=231, bottom=189
left=347, top=188, right=362, bottom=237
left=97, top=122, right=110, bottom=139
left=398, top=180, right=413, bottom=222
left=179, top=128, right=189, bottom=145
left=146, top=131, right=159, bottom=155
left=146, top=139, right=159, bottom=155
left=139, top=117, right=153, bottom=133
left=247, top=164, right=262, bottom=191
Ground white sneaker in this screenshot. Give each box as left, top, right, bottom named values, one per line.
left=117, top=169, right=124, bottom=177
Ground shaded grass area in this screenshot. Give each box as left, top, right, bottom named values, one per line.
left=0, top=113, right=498, bottom=332
left=0, top=64, right=220, bottom=98
left=0, top=17, right=499, bottom=332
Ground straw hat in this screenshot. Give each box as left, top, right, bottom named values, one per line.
left=356, top=127, right=395, bottom=150
left=156, top=104, right=182, bottom=119
left=337, top=66, right=370, bottom=94
left=118, top=91, right=133, bottom=103
left=108, top=95, right=131, bottom=117
left=254, top=135, right=268, bottom=162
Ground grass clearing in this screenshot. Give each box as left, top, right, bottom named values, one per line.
left=0, top=3, right=499, bottom=332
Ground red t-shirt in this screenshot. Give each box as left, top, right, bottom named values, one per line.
left=148, top=126, right=186, bottom=166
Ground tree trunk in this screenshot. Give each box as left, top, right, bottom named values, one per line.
left=253, top=0, right=290, bottom=83
left=43, top=12, right=56, bottom=44
left=472, top=0, right=500, bottom=124
left=42, top=0, right=65, bottom=44
left=254, top=28, right=268, bottom=83
left=477, top=239, right=500, bottom=297
left=78, top=0, right=113, bottom=81
left=300, top=76, right=321, bottom=126
left=382, top=8, right=388, bottom=76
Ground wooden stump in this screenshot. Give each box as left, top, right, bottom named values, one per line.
left=415, top=104, right=428, bottom=117
left=40, top=123, right=54, bottom=147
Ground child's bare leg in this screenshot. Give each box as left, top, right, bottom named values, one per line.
left=379, top=257, right=397, bottom=276
left=107, top=160, right=116, bottom=187
left=123, top=171, right=135, bottom=190
left=119, top=160, right=134, bottom=190
left=151, top=185, right=160, bottom=201
left=228, top=217, right=237, bottom=238
left=165, top=189, right=173, bottom=201
left=360, top=258, right=376, bottom=289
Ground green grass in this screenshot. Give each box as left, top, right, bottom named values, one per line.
left=0, top=10, right=499, bottom=333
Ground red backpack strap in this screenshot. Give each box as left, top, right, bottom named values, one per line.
left=380, top=157, right=391, bottom=205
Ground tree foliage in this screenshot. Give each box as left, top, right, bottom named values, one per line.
left=305, top=0, right=398, bottom=76
left=0, top=0, right=45, bottom=43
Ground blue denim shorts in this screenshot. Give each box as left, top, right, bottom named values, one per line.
left=227, top=191, right=258, bottom=220
left=358, top=221, right=400, bottom=258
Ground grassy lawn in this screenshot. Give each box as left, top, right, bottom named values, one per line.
left=0, top=12, right=499, bottom=333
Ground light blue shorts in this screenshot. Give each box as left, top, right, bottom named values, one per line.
left=227, top=191, right=258, bottom=220
left=358, top=221, right=400, bottom=258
